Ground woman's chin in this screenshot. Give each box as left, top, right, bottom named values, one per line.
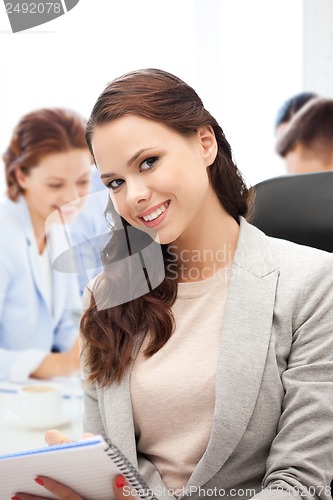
left=46, top=208, right=80, bottom=226
left=59, top=210, right=79, bottom=224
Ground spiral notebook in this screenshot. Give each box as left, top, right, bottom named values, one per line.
left=0, top=435, right=157, bottom=500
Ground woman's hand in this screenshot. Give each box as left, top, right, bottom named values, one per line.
left=13, top=474, right=132, bottom=500
left=31, top=338, right=81, bottom=379
left=44, top=429, right=93, bottom=446
left=12, top=475, right=83, bottom=500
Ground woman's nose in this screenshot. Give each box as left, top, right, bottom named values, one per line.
left=61, top=185, right=80, bottom=205
left=126, top=177, right=151, bottom=206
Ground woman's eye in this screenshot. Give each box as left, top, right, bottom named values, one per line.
left=107, top=179, right=124, bottom=190
left=48, top=185, right=62, bottom=189
left=140, top=157, right=158, bottom=171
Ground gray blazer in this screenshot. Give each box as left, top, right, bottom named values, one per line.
left=83, top=218, right=333, bottom=500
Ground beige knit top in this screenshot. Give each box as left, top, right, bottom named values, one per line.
left=130, top=265, right=231, bottom=492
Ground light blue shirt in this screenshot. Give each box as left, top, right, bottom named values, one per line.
left=0, top=196, right=81, bottom=381
left=69, top=168, right=111, bottom=295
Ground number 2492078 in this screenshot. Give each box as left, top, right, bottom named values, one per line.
left=5, top=3, right=62, bottom=14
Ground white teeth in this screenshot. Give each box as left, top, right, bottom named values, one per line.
left=142, top=203, right=168, bottom=222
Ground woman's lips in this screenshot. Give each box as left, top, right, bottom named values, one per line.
left=137, top=200, right=170, bottom=228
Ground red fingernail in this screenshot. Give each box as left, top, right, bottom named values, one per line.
left=11, top=497, right=21, bottom=500
left=115, top=475, right=126, bottom=488
left=34, top=477, right=44, bottom=486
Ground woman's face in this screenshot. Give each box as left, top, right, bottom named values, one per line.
left=17, top=149, right=92, bottom=225
left=92, top=115, right=217, bottom=245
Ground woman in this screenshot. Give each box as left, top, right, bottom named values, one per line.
left=15, top=70, right=333, bottom=500
left=0, top=108, right=92, bottom=381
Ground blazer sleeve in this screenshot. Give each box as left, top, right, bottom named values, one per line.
left=52, top=310, right=78, bottom=352
left=82, top=374, right=106, bottom=438
left=257, top=252, right=333, bottom=500
left=52, top=273, right=81, bottom=352
left=0, top=218, right=14, bottom=322
left=0, top=224, right=48, bottom=381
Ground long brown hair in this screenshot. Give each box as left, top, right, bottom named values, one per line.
left=3, top=108, right=88, bottom=201
left=81, top=68, right=250, bottom=386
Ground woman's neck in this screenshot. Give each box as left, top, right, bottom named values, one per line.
left=36, top=233, right=47, bottom=254
left=169, top=193, right=240, bottom=283
left=32, top=220, right=47, bottom=254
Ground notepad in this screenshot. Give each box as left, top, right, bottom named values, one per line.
left=0, top=435, right=156, bottom=500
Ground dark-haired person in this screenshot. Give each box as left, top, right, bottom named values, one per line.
left=274, top=91, right=318, bottom=140
left=276, top=96, right=333, bottom=174
left=0, top=108, right=92, bottom=381
left=16, top=71, right=333, bottom=500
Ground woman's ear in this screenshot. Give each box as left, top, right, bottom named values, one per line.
left=197, top=125, right=218, bottom=166
left=14, top=166, right=28, bottom=189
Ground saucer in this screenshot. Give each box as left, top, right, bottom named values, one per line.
left=1, top=407, right=71, bottom=430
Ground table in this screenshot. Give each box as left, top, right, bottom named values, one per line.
left=0, top=377, right=84, bottom=454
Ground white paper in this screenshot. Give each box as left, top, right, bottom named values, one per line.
left=0, top=436, right=127, bottom=500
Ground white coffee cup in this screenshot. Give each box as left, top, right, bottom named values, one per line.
left=17, top=383, right=63, bottom=427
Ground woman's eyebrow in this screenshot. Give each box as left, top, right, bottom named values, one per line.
left=127, top=147, right=156, bottom=167
left=100, top=147, right=157, bottom=179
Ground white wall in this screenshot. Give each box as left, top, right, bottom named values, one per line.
left=303, top=0, right=333, bottom=96
left=192, top=0, right=303, bottom=186
left=0, top=0, right=305, bottom=193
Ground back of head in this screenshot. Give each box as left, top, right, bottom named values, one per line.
left=275, top=91, right=318, bottom=131
left=3, top=108, right=87, bottom=201
left=86, top=68, right=249, bottom=221
left=276, top=97, right=333, bottom=170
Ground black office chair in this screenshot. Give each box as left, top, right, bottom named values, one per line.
left=249, top=171, right=333, bottom=252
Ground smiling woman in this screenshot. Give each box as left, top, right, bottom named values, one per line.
left=0, top=108, right=92, bottom=382
left=94, top=115, right=219, bottom=243
left=15, top=149, right=91, bottom=250
left=16, top=70, right=333, bottom=500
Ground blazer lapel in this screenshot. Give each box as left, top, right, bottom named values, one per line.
left=47, top=223, right=78, bottom=321
left=185, top=219, right=279, bottom=490
left=27, top=241, right=51, bottom=308
left=13, top=197, right=51, bottom=310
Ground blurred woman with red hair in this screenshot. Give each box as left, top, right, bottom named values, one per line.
left=0, top=108, right=92, bottom=381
